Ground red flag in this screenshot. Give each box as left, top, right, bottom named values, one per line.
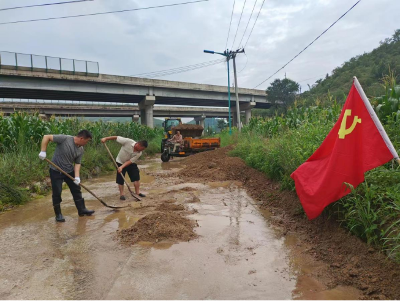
left=290, top=77, right=398, bottom=220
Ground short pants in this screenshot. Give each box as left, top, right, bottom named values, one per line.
left=116, top=162, right=140, bottom=185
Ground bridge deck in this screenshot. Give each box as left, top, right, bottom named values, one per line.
left=0, top=69, right=269, bottom=108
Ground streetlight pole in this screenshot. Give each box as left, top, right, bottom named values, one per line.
left=204, top=49, right=232, bottom=135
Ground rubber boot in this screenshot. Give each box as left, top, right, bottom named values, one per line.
left=53, top=204, right=65, bottom=222
left=74, top=198, right=95, bottom=216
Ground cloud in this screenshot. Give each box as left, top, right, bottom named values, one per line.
left=0, top=0, right=399, bottom=95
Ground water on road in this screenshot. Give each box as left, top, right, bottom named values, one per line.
left=0, top=158, right=361, bottom=299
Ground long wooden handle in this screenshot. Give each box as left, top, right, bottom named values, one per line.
left=103, top=142, right=142, bottom=202
left=44, top=158, right=127, bottom=209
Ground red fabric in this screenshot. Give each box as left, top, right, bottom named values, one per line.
left=290, top=83, right=394, bottom=220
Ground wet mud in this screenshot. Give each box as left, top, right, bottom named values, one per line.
left=178, top=146, right=400, bottom=300
left=0, top=155, right=365, bottom=299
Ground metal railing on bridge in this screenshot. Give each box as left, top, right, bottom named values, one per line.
left=0, top=51, right=99, bottom=77
left=0, top=99, right=134, bottom=107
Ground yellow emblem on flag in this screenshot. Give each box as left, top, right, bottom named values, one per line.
left=338, top=109, right=361, bottom=139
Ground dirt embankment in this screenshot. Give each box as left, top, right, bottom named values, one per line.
left=178, top=146, right=400, bottom=300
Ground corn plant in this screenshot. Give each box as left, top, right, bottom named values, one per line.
left=371, top=70, right=400, bottom=123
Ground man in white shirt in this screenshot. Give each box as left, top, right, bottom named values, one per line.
left=169, top=130, right=184, bottom=152
left=101, top=136, right=147, bottom=200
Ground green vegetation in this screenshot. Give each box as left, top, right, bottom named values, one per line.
left=0, top=112, right=163, bottom=211
left=302, top=29, right=400, bottom=102
left=266, top=78, right=300, bottom=112
left=81, top=116, right=164, bottom=127
left=221, top=72, right=400, bottom=261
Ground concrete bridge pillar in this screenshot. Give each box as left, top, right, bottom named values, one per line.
left=194, top=115, right=206, bottom=136
left=241, top=101, right=256, bottom=125
left=132, top=114, right=140, bottom=123
left=139, top=96, right=155, bottom=128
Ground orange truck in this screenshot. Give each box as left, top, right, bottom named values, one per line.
left=161, top=122, right=220, bottom=162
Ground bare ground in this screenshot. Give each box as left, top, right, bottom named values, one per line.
left=177, top=146, right=400, bottom=300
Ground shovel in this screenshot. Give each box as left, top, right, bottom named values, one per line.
left=103, top=143, right=142, bottom=202
left=44, top=158, right=128, bottom=209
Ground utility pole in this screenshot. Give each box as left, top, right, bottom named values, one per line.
left=204, top=49, right=232, bottom=135
left=231, top=48, right=245, bottom=132
left=204, top=47, right=245, bottom=134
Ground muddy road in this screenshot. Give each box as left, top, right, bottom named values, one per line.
left=0, top=157, right=362, bottom=299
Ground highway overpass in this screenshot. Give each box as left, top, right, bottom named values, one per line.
left=0, top=68, right=268, bottom=127
left=0, top=101, right=231, bottom=120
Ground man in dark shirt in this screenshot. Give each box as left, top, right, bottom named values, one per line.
left=39, top=130, right=94, bottom=222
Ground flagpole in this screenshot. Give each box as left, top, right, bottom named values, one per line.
left=353, top=76, right=400, bottom=163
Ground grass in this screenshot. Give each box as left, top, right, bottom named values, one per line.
left=219, top=92, right=400, bottom=262
left=0, top=112, right=164, bottom=211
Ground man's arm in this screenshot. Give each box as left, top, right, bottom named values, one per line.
left=73, top=164, right=81, bottom=185
left=39, top=135, right=54, bottom=160
left=101, top=136, right=118, bottom=143
left=117, top=160, right=132, bottom=173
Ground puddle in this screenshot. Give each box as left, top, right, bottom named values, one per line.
left=140, top=173, right=155, bottom=184
left=137, top=241, right=174, bottom=250
left=0, top=157, right=362, bottom=299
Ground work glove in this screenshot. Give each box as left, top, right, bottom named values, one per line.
left=39, top=151, right=46, bottom=160
left=74, top=177, right=81, bottom=186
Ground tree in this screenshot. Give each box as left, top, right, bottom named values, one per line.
left=392, top=29, right=400, bottom=43
left=266, top=78, right=300, bottom=111
left=217, top=119, right=227, bottom=131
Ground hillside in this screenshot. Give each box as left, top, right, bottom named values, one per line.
left=302, top=30, right=400, bottom=101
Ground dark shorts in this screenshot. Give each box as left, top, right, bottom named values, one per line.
left=116, top=162, right=140, bottom=185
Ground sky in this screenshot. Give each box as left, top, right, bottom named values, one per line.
left=0, top=0, right=399, bottom=94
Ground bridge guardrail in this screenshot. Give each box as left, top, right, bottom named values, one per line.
left=0, top=99, right=135, bottom=107
left=0, top=51, right=99, bottom=77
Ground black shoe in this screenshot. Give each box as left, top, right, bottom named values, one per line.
left=53, top=204, right=65, bottom=222
left=120, top=195, right=126, bottom=200
left=138, top=193, right=146, bottom=197
left=74, top=199, right=95, bottom=216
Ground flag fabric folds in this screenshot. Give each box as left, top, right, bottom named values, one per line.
left=290, top=77, right=399, bottom=220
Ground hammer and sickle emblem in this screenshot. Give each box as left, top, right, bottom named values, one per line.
left=338, top=109, right=361, bottom=139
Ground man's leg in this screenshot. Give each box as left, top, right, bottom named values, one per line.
left=64, top=171, right=82, bottom=201
left=128, top=164, right=145, bottom=198
left=118, top=184, right=125, bottom=197
left=65, top=171, right=94, bottom=216
left=134, top=181, right=140, bottom=194
left=116, top=163, right=127, bottom=200
left=49, top=169, right=65, bottom=222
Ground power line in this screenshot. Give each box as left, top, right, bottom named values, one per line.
left=243, top=0, right=266, bottom=48
left=253, top=0, right=362, bottom=89
left=0, top=0, right=93, bottom=12
left=0, top=0, right=208, bottom=26
left=139, top=60, right=225, bottom=78
left=231, top=0, right=247, bottom=49
left=130, top=58, right=225, bottom=78
left=237, top=0, right=258, bottom=48
left=131, top=59, right=224, bottom=77
left=225, top=0, right=236, bottom=50
left=297, top=73, right=327, bottom=83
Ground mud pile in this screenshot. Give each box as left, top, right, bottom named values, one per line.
left=118, top=212, right=198, bottom=244
left=178, top=146, right=400, bottom=300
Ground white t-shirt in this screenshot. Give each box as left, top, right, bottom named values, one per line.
left=116, top=136, right=142, bottom=164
